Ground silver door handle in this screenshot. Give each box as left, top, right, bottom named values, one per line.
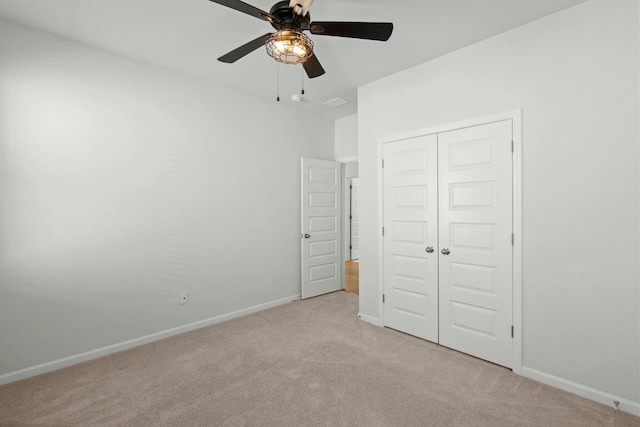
left=425, top=247, right=434, bottom=253
left=441, top=248, right=450, bottom=255
left=303, top=234, right=311, bottom=239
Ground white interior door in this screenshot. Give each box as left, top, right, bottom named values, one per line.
left=350, top=178, right=360, bottom=261
left=383, top=135, right=439, bottom=342
left=438, top=120, right=513, bottom=367
left=301, top=158, right=342, bottom=299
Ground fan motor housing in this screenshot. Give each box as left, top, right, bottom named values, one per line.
left=269, top=1, right=310, bottom=31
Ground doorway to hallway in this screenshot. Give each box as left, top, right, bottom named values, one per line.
left=344, top=163, right=359, bottom=295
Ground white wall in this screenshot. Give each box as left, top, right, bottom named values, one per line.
left=334, top=114, right=358, bottom=161
left=358, top=0, right=639, bottom=410
left=0, top=19, right=334, bottom=379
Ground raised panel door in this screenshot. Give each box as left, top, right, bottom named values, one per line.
left=383, top=135, right=439, bottom=342
left=301, top=158, right=342, bottom=299
left=438, top=120, right=513, bottom=368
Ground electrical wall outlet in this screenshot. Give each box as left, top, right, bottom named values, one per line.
left=268, top=275, right=276, bottom=287
left=179, top=292, right=189, bottom=305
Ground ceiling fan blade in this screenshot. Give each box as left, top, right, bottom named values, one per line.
left=309, top=22, right=393, bottom=41
left=218, top=33, right=272, bottom=63
left=207, top=0, right=276, bottom=23
left=303, top=54, right=325, bottom=79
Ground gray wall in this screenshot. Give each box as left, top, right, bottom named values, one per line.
left=334, top=114, right=358, bottom=161
left=0, top=19, right=334, bottom=378
left=357, top=0, right=639, bottom=408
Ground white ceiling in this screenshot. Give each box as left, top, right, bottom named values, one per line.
left=0, top=0, right=587, bottom=119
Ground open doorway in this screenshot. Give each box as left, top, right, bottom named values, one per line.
left=343, top=162, right=359, bottom=295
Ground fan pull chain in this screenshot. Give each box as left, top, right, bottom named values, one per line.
left=276, top=64, right=280, bottom=102
left=301, top=66, right=305, bottom=95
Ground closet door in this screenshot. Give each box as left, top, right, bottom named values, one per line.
left=383, top=135, right=439, bottom=342
left=437, top=120, right=513, bottom=368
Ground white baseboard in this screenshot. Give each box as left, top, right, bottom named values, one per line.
left=0, top=294, right=300, bottom=386
left=521, top=367, right=640, bottom=417
left=357, top=313, right=383, bottom=327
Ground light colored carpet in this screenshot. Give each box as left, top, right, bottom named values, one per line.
left=0, top=291, right=638, bottom=426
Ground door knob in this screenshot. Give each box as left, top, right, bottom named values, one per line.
left=303, top=234, right=311, bottom=239
left=425, top=247, right=434, bottom=253
left=441, top=248, right=450, bottom=255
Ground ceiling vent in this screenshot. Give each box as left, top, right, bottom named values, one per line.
left=323, top=97, right=350, bottom=108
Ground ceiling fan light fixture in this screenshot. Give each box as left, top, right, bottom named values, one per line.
left=266, top=29, right=314, bottom=64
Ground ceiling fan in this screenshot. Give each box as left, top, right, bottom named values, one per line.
left=208, top=0, right=394, bottom=78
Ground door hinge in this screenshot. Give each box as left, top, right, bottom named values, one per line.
left=382, top=294, right=385, bottom=303
left=382, top=227, right=385, bottom=236
left=511, top=325, right=514, bottom=338
left=382, top=159, right=385, bottom=169
left=511, top=140, right=514, bottom=153
left=511, top=233, right=514, bottom=245
left=349, top=245, right=352, bottom=250
left=349, top=185, right=353, bottom=190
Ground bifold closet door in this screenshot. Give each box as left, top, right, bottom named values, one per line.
left=383, top=135, right=439, bottom=342
left=437, top=120, right=513, bottom=368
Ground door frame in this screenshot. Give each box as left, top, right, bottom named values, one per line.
left=342, top=161, right=359, bottom=264
left=376, top=110, right=523, bottom=374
